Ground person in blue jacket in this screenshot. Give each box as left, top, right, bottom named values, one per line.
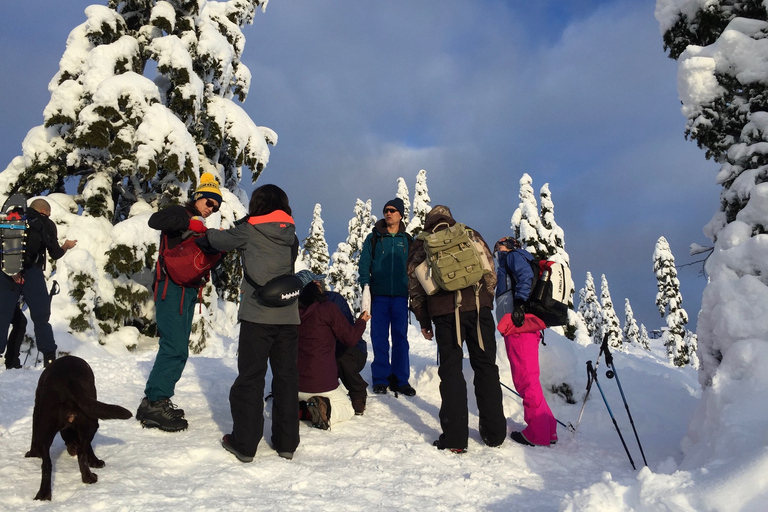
left=357, top=198, right=415, bottom=396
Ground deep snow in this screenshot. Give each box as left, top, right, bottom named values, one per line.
left=0, top=323, right=712, bottom=511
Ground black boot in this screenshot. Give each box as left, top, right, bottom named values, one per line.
left=136, top=398, right=188, bottom=432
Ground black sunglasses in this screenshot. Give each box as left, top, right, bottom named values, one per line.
left=383, top=208, right=398, bottom=214
left=205, top=199, right=220, bottom=213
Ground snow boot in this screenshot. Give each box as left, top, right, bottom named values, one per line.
left=351, top=397, right=366, bottom=415
left=221, top=434, right=253, bottom=463
left=136, top=398, right=188, bottom=432
left=433, top=439, right=466, bottom=454
left=306, top=395, right=331, bottom=430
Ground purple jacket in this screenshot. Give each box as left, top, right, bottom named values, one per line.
left=298, top=301, right=366, bottom=393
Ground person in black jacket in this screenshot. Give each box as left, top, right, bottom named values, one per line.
left=135, top=173, right=222, bottom=432
left=0, top=198, right=76, bottom=367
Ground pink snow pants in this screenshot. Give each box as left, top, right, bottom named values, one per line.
left=504, top=330, right=557, bottom=446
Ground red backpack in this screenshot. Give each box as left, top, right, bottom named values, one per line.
left=154, top=234, right=222, bottom=311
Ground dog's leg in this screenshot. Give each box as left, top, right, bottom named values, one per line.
left=60, top=427, right=78, bottom=456
left=76, top=423, right=99, bottom=484
left=32, top=430, right=57, bottom=501
left=85, top=421, right=104, bottom=468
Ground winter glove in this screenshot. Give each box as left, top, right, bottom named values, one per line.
left=188, top=218, right=207, bottom=233
left=512, top=300, right=526, bottom=327
left=361, top=285, right=371, bottom=315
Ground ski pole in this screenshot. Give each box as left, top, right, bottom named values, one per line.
left=588, top=360, right=636, bottom=470
left=573, top=333, right=608, bottom=432
left=601, top=338, right=648, bottom=467
left=499, top=381, right=575, bottom=433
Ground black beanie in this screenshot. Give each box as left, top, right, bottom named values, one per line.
left=383, top=198, right=405, bottom=217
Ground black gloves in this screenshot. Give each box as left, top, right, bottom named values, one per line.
left=512, top=300, right=526, bottom=327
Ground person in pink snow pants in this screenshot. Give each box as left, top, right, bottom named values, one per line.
left=494, top=236, right=557, bottom=447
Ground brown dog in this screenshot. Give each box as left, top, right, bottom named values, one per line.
left=25, top=355, right=132, bottom=501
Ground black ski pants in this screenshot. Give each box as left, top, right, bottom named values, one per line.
left=336, top=345, right=368, bottom=400
left=433, top=307, right=506, bottom=450
left=229, top=321, right=300, bottom=457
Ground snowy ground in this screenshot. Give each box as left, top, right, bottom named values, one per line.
left=0, top=324, right=705, bottom=510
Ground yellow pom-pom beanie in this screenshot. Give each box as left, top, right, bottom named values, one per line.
left=193, top=172, right=223, bottom=204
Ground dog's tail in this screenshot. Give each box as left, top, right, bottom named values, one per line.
left=86, top=399, right=133, bottom=421
left=64, top=379, right=133, bottom=420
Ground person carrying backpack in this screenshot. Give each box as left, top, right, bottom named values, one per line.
left=357, top=198, right=415, bottom=396
left=0, top=198, right=76, bottom=368
left=135, top=173, right=222, bottom=432
left=494, top=236, right=557, bottom=447
left=407, top=205, right=506, bottom=453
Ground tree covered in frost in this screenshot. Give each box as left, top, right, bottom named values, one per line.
left=639, top=324, right=651, bottom=351
left=406, top=169, right=431, bottom=236
left=327, top=199, right=376, bottom=314
left=577, top=272, right=602, bottom=344
left=509, top=174, right=576, bottom=336
left=511, top=174, right=548, bottom=259
left=623, top=298, right=648, bottom=350
left=396, top=177, right=411, bottom=226
left=600, top=274, right=623, bottom=349
left=654, top=236, right=694, bottom=366
left=301, top=203, right=330, bottom=276
left=0, top=0, right=276, bottom=351
left=657, top=0, right=768, bottom=382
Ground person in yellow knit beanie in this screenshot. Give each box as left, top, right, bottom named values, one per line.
left=135, top=171, right=223, bottom=432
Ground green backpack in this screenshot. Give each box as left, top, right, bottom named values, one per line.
left=417, top=222, right=488, bottom=292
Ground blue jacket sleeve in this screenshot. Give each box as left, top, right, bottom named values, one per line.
left=507, top=251, right=534, bottom=301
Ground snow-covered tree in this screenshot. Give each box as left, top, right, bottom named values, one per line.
left=639, top=324, right=651, bottom=351
left=658, top=1, right=768, bottom=381
left=623, top=298, right=643, bottom=348
left=407, top=169, right=430, bottom=236
left=396, top=177, right=411, bottom=226
left=0, top=1, right=275, bottom=351
left=301, top=203, right=330, bottom=276
left=577, top=272, right=602, bottom=344
left=600, top=274, right=623, bottom=349
left=327, top=198, right=377, bottom=313
left=539, top=183, right=568, bottom=265
left=511, top=173, right=547, bottom=259
left=654, top=236, right=693, bottom=366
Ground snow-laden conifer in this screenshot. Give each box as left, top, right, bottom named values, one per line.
left=653, top=236, right=693, bottom=366
left=658, top=1, right=768, bottom=381
left=600, top=274, right=623, bottom=349
left=301, top=203, right=330, bottom=276
left=396, top=177, right=411, bottom=226
left=577, top=272, right=602, bottom=344
left=0, top=0, right=275, bottom=351
left=623, top=298, right=645, bottom=349
left=407, top=169, right=431, bottom=236
left=511, top=173, right=548, bottom=259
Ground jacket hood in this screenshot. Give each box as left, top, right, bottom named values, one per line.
left=249, top=210, right=297, bottom=247
left=423, top=205, right=455, bottom=232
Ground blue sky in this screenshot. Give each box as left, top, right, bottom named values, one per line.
left=0, top=0, right=716, bottom=334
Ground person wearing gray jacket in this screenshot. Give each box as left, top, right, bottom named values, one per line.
left=203, top=184, right=301, bottom=462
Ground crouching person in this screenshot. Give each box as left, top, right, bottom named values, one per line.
left=297, top=279, right=370, bottom=430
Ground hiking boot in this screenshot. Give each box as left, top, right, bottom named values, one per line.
left=43, top=352, right=56, bottom=368
left=388, top=374, right=416, bottom=396
left=351, top=397, right=366, bottom=415
left=137, top=397, right=185, bottom=419
left=221, top=434, right=253, bottom=463
left=433, top=439, right=466, bottom=454
left=479, top=422, right=504, bottom=447
left=277, top=451, right=294, bottom=460
left=136, top=398, right=188, bottom=432
left=510, top=431, right=536, bottom=447
left=372, top=384, right=388, bottom=394
left=306, top=395, right=331, bottom=430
